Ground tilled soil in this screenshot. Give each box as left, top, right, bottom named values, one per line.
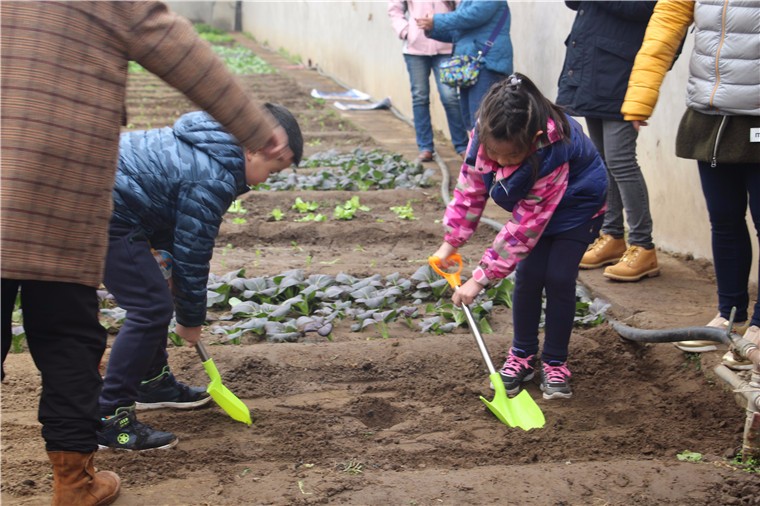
left=2, top=37, right=758, bottom=506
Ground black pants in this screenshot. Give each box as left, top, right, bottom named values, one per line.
left=99, top=221, right=173, bottom=415
left=1, top=279, right=105, bottom=452
left=511, top=215, right=603, bottom=363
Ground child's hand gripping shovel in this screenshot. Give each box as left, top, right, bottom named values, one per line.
left=196, top=342, right=252, bottom=426
left=429, top=254, right=545, bottom=430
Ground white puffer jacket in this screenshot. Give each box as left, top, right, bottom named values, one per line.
left=687, top=0, right=760, bottom=116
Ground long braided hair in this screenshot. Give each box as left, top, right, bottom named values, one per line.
left=476, top=73, right=570, bottom=180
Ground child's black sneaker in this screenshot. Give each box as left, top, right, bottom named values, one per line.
left=498, top=347, right=537, bottom=396
left=540, top=360, right=573, bottom=399
left=136, top=365, right=212, bottom=410
left=97, top=405, right=178, bottom=451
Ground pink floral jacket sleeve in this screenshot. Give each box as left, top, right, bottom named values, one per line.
left=442, top=125, right=570, bottom=285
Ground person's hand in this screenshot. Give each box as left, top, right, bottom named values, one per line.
left=416, top=16, right=433, bottom=31
left=175, top=324, right=202, bottom=346
left=631, top=120, right=648, bottom=132
left=452, top=277, right=485, bottom=307
left=259, top=125, right=292, bottom=163
left=431, top=242, right=457, bottom=268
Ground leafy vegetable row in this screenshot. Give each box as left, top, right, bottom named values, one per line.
left=91, top=266, right=607, bottom=347
left=253, top=149, right=436, bottom=191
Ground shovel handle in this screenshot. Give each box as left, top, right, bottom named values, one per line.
left=461, top=302, right=497, bottom=375
left=429, top=255, right=497, bottom=375
left=195, top=342, right=210, bottom=362
left=428, top=254, right=463, bottom=290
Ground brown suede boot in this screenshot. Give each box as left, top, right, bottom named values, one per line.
left=603, top=245, right=660, bottom=282
left=579, top=234, right=627, bottom=269
left=48, top=451, right=120, bottom=506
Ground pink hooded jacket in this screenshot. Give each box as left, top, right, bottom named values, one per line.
left=388, top=0, right=457, bottom=55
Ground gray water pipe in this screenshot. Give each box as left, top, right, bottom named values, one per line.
left=715, top=365, right=760, bottom=460
left=609, top=318, right=760, bottom=369
left=609, top=320, right=732, bottom=345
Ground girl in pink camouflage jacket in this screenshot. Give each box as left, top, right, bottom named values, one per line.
left=431, top=73, right=608, bottom=400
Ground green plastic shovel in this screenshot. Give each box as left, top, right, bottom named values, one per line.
left=196, top=342, right=252, bottom=426
left=429, top=254, right=545, bottom=431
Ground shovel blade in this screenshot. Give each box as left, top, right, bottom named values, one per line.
left=202, top=358, right=252, bottom=426
left=480, top=373, right=545, bottom=430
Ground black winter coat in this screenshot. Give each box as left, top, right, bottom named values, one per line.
left=113, top=112, right=249, bottom=327
left=556, top=1, right=656, bottom=120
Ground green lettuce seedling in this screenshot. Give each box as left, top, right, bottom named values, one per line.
left=334, top=196, right=370, bottom=220
left=390, top=201, right=416, bottom=220
left=292, top=197, right=320, bottom=213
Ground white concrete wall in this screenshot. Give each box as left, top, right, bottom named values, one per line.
left=240, top=1, right=757, bottom=280
left=167, top=1, right=237, bottom=31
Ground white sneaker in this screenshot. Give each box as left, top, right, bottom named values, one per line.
left=721, top=325, right=760, bottom=370
left=674, top=313, right=748, bottom=353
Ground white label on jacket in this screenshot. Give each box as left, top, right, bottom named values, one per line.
left=751, top=128, right=760, bottom=143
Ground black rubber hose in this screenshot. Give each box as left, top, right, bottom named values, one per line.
left=609, top=318, right=731, bottom=345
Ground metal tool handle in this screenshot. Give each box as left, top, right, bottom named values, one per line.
left=429, top=255, right=497, bottom=375
left=461, top=303, right=497, bottom=375
left=195, top=342, right=210, bottom=362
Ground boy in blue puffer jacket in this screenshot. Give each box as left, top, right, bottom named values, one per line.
left=97, top=104, right=303, bottom=451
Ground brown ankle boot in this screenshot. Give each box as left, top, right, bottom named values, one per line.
left=579, top=234, right=627, bottom=269
left=48, top=451, right=120, bottom=506
left=603, top=245, right=660, bottom=282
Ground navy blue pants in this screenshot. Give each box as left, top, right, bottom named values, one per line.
left=2, top=279, right=105, bottom=452
left=511, top=216, right=603, bottom=363
left=99, top=221, right=174, bottom=416
left=698, top=161, right=760, bottom=327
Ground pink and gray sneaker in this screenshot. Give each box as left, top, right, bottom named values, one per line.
left=540, top=361, right=573, bottom=399
left=498, top=347, right=537, bottom=396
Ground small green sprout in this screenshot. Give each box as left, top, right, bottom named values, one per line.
left=676, top=450, right=703, bottom=462
left=292, top=197, right=320, bottom=213
left=228, top=200, right=247, bottom=215
left=390, top=201, right=416, bottom=220
left=334, top=196, right=370, bottom=220
left=294, top=213, right=327, bottom=222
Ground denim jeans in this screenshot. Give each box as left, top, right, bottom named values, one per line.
left=698, top=160, right=760, bottom=326
left=404, top=53, right=469, bottom=154
left=459, top=67, right=507, bottom=132
left=99, top=221, right=173, bottom=415
left=586, top=118, right=654, bottom=249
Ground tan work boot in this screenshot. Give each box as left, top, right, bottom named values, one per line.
left=675, top=313, right=748, bottom=353
left=603, top=245, right=660, bottom=282
left=579, top=234, right=627, bottom=269
left=48, top=451, right=120, bottom=506
left=721, top=324, right=759, bottom=369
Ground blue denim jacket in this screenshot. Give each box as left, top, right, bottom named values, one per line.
left=427, top=0, right=513, bottom=76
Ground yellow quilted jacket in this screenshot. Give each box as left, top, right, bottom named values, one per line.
left=621, top=1, right=693, bottom=121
